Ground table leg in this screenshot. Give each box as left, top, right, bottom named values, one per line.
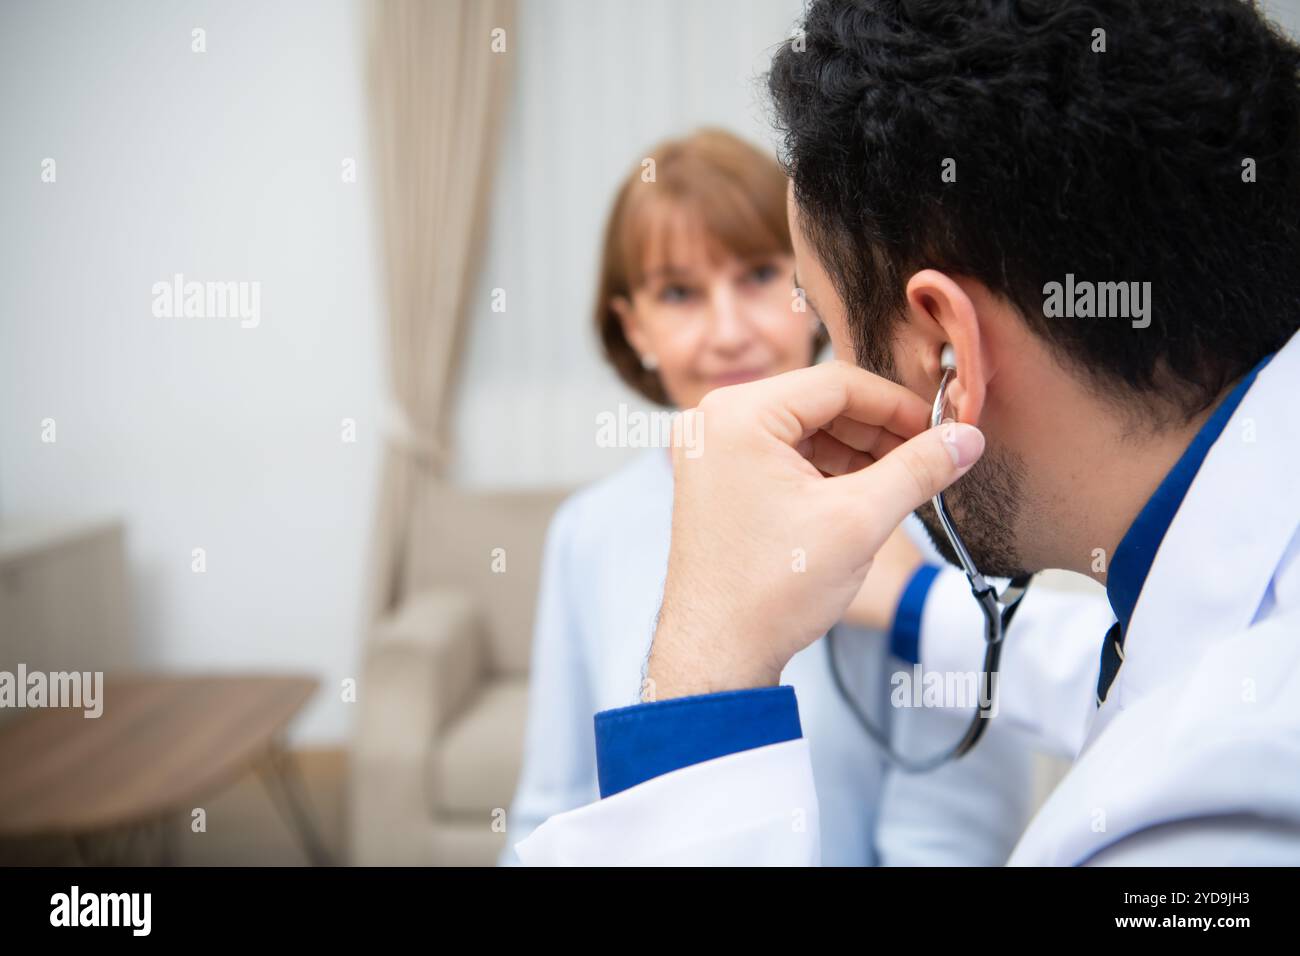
left=256, top=740, right=336, bottom=867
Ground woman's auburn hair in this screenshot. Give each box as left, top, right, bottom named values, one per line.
left=594, top=127, right=825, bottom=406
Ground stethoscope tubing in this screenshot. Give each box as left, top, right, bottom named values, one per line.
left=826, top=359, right=1034, bottom=772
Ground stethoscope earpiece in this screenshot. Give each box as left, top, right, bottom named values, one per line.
left=940, top=343, right=957, bottom=372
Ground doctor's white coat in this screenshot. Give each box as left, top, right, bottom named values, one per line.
left=517, top=332, right=1300, bottom=866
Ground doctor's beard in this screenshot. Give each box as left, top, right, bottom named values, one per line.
left=856, top=332, right=1032, bottom=580
left=913, top=444, right=1032, bottom=580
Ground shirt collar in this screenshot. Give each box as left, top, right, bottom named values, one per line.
left=1106, top=353, right=1275, bottom=632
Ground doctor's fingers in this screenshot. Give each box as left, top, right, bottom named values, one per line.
left=821, top=415, right=907, bottom=459
left=798, top=427, right=877, bottom=476
left=798, top=414, right=911, bottom=479
left=738, top=359, right=931, bottom=449
left=829, top=422, right=986, bottom=532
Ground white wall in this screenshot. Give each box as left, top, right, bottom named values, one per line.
left=1265, top=0, right=1300, bottom=33
left=0, top=0, right=384, bottom=744
left=453, top=0, right=807, bottom=488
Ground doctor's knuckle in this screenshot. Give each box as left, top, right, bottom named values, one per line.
left=696, top=389, right=738, bottom=428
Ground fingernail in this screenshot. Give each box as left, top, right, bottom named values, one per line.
left=941, top=422, right=984, bottom=468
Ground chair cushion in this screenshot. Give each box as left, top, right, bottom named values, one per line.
left=404, top=483, right=571, bottom=677
left=433, top=677, right=528, bottom=818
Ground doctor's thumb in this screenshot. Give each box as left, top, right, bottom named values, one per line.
left=841, top=422, right=985, bottom=530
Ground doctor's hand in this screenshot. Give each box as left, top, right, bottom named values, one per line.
left=646, top=360, right=984, bottom=701
left=842, top=523, right=925, bottom=633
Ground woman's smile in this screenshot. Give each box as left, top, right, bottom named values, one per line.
left=708, top=366, right=769, bottom=387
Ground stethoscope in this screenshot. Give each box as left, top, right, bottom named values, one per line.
left=826, top=344, right=1035, bottom=772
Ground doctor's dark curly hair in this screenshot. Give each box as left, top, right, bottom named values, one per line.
left=768, top=0, right=1300, bottom=419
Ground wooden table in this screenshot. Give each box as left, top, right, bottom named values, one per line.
left=0, top=674, right=333, bottom=865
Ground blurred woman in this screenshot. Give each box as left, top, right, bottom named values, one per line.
left=500, top=129, right=1034, bottom=865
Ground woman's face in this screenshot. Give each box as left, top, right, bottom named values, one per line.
left=614, top=222, right=817, bottom=410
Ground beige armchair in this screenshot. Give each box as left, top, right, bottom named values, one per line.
left=349, top=482, right=570, bottom=866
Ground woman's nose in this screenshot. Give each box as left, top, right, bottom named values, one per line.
left=705, top=286, right=752, bottom=348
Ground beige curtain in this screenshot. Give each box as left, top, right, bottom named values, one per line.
left=365, top=0, right=516, bottom=622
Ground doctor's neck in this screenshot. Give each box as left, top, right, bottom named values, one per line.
left=1019, top=372, right=1232, bottom=586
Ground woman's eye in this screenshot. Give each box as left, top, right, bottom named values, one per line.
left=658, top=284, right=694, bottom=304
left=746, top=263, right=779, bottom=284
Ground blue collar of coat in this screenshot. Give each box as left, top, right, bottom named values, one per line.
left=1106, top=352, right=1275, bottom=632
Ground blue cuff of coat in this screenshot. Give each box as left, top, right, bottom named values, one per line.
left=889, top=563, right=942, bottom=665
left=594, top=685, right=802, bottom=798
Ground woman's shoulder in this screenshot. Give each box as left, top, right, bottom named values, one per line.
left=548, top=449, right=672, bottom=548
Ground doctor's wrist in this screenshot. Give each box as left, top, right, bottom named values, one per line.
left=645, top=614, right=783, bottom=702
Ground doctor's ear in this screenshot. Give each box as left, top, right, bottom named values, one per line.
left=930, top=340, right=987, bottom=427
left=905, top=270, right=987, bottom=427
